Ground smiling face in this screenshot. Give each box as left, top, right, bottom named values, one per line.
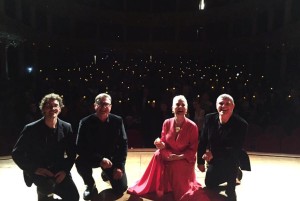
left=42, top=99, right=61, bottom=120
left=216, top=95, right=235, bottom=119
left=172, top=95, right=188, bottom=117
left=94, top=96, right=112, bottom=120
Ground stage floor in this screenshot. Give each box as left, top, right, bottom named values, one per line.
left=1, top=150, right=299, bottom=201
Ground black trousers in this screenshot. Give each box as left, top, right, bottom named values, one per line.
left=75, top=155, right=128, bottom=195
left=205, top=157, right=239, bottom=194
left=31, top=173, right=79, bottom=201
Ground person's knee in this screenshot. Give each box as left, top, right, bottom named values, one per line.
left=76, top=156, right=98, bottom=171
left=75, top=157, right=93, bottom=174
left=37, top=193, right=54, bottom=201
left=65, top=191, right=80, bottom=201
left=204, top=176, right=220, bottom=188
left=36, top=178, right=56, bottom=196
left=205, top=179, right=215, bottom=188
left=112, top=185, right=128, bottom=196
left=111, top=178, right=128, bottom=195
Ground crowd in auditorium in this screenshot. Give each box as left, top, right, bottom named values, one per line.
left=0, top=56, right=299, bottom=155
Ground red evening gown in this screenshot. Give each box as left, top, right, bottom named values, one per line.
left=128, top=117, right=209, bottom=201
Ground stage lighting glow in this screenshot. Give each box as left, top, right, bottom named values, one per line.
left=26, top=67, right=33, bottom=73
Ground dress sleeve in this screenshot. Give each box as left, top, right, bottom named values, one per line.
left=159, top=119, right=172, bottom=159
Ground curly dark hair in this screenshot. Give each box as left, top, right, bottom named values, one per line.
left=39, top=93, right=64, bottom=111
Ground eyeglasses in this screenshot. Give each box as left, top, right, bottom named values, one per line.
left=96, top=102, right=111, bottom=107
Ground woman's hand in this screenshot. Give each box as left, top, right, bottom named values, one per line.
left=154, top=138, right=165, bottom=149
left=166, top=154, right=184, bottom=161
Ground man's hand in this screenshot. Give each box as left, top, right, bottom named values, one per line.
left=35, top=168, right=54, bottom=177
left=54, top=171, right=66, bottom=184
left=198, top=164, right=206, bottom=172
left=100, top=158, right=113, bottom=169
left=113, top=168, right=123, bottom=180
left=202, top=150, right=213, bottom=162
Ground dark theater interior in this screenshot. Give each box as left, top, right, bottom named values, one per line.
left=0, top=0, right=300, bottom=200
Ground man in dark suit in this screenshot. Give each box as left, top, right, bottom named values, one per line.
left=197, top=94, right=249, bottom=201
left=12, top=93, right=79, bottom=201
left=75, top=93, right=128, bottom=200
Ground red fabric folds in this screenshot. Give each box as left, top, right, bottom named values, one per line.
left=128, top=118, right=209, bottom=201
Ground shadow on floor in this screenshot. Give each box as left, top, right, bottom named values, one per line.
left=90, top=189, right=123, bottom=201
left=202, top=187, right=228, bottom=201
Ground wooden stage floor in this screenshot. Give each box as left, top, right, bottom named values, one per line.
left=1, top=149, right=299, bottom=201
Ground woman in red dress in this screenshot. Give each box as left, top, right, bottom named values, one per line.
left=128, top=95, right=207, bottom=201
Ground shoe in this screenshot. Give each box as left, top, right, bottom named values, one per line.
left=83, top=184, right=97, bottom=200
left=101, top=171, right=109, bottom=182
left=38, top=194, right=53, bottom=201
left=38, top=193, right=59, bottom=201
left=225, top=190, right=237, bottom=201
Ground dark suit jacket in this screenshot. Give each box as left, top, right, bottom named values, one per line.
left=76, top=113, right=128, bottom=170
left=198, top=112, right=249, bottom=165
left=239, top=149, right=251, bottom=171
left=12, top=117, right=76, bottom=186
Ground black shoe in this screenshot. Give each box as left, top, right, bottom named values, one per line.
left=225, top=190, right=237, bottom=201
left=38, top=193, right=59, bottom=201
left=101, top=171, right=109, bottom=182
left=38, top=195, right=53, bottom=201
left=83, top=184, right=97, bottom=200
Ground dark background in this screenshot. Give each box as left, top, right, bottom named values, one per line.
left=0, top=0, right=299, bottom=155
